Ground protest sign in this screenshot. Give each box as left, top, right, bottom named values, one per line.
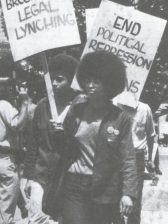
left=1, top=0, right=81, bottom=61
left=79, top=0, right=167, bottom=107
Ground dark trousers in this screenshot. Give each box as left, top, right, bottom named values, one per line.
left=128, top=151, right=145, bottom=224
left=61, top=172, right=120, bottom=224
left=154, top=148, right=160, bottom=169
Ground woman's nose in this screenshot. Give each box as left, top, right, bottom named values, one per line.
left=88, top=81, right=94, bottom=87
left=53, top=80, right=58, bottom=86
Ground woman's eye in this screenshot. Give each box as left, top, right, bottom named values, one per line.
left=85, top=79, right=90, bottom=84
left=85, top=79, right=100, bottom=84
left=55, top=77, right=64, bottom=82
left=94, top=80, right=100, bottom=84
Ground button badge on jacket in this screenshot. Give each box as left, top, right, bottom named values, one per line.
left=107, top=126, right=120, bottom=142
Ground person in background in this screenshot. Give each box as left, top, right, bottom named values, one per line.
left=153, top=99, right=168, bottom=174
left=55, top=51, right=138, bottom=224
left=0, top=77, right=29, bottom=224
left=23, top=54, right=79, bottom=223
left=117, top=101, right=155, bottom=224
left=17, top=77, right=37, bottom=219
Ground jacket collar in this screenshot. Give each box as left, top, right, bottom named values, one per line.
left=72, top=96, right=122, bottom=122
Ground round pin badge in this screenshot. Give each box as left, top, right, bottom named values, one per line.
left=114, top=129, right=120, bottom=136
left=107, top=126, right=114, bottom=134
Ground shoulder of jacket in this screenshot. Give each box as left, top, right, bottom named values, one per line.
left=70, top=94, right=87, bottom=111
left=113, top=106, right=133, bottom=127
left=107, top=103, right=124, bottom=119
left=72, top=94, right=87, bottom=105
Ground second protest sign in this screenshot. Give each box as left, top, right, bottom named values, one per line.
left=83, top=0, right=167, bottom=107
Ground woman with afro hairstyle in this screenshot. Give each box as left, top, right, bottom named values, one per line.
left=58, top=51, right=138, bottom=224
left=23, top=54, right=79, bottom=223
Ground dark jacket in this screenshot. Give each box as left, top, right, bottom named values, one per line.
left=26, top=96, right=78, bottom=186
left=23, top=95, right=79, bottom=220
left=24, top=95, right=137, bottom=219
left=64, top=98, right=138, bottom=204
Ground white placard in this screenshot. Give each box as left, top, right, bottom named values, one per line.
left=1, top=0, right=81, bottom=61
left=80, top=1, right=167, bottom=107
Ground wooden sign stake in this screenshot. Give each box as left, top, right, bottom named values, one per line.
left=40, top=52, right=58, bottom=121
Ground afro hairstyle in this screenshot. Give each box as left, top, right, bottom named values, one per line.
left=48, top=54, right=79, bottom=84
left=77, top=51, right=126, bottom=98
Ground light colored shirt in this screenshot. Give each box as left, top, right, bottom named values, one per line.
left=68, top=118, right=102, bottom=175
left=118, top=102, right=155, bottom=152
left=0, top=100, right=18, bottom=148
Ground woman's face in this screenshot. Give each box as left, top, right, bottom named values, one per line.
left=51, top=73, right=69, bottom=95
left=84, top=77, right=106, bottom=102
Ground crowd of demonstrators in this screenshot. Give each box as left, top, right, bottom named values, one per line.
left=0, top=50, right=164, bottom=224
left=21, top=51, right=138, bottom=224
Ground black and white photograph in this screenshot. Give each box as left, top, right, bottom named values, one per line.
left=0, top=0, right=168, bottom=223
